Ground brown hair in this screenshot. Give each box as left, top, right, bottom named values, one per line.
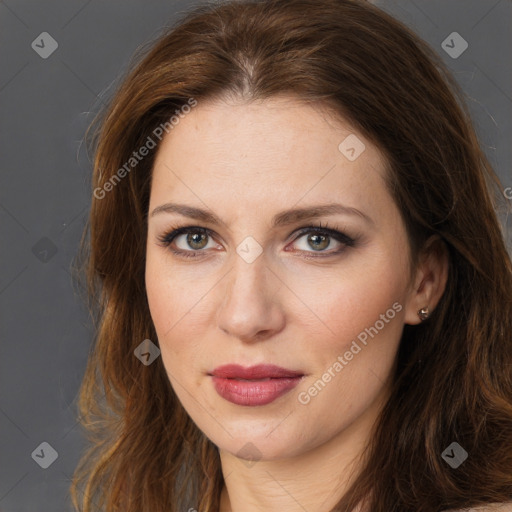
left=70, top=0, right=512, bottom=510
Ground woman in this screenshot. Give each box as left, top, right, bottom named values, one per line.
left=70, top=0, right=512, bottom=511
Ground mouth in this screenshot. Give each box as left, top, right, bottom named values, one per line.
left=209, top=364, right=305, bottom=406
left=210, top=363, right=304, bottom=380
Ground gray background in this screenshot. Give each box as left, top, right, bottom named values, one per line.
left=0, top=1, right=511, bottom=511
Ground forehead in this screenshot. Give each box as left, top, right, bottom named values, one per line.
left=150, top=96, right=390, bottom=222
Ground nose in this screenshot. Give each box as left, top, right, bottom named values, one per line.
left=216, top=252, right=286, bottom=343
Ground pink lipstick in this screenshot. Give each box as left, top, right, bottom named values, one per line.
left=209, top=364, right=304, bottom=406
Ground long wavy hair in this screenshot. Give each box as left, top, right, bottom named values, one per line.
left=70, top=0, right=512, bottom=510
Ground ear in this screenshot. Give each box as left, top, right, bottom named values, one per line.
left=404, top=235, right=449, bottom=325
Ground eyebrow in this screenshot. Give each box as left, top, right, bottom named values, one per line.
left=150, top=202, right=374, bottom=227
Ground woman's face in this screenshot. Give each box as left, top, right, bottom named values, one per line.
left=145, top=96, right=418, bottom=462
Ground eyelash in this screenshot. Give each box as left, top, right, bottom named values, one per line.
left=156, top=222, right=357, bottom=260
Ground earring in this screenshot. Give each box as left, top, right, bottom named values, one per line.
left=417, top=306, right=430, bottom=321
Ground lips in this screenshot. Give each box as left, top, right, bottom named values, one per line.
left=210, top=364, right=304, bottom=380
left=209, top=364, right=305, bottom=406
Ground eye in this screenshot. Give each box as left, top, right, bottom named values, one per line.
left=157, top=222, right=357, bottom=260
left=287, top=223, right=356, bottom=257
left=157, top=226, right=220, bottom=259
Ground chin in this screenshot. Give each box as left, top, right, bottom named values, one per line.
left=208, top=418, right=320, bottom=462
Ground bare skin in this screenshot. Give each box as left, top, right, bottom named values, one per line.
left=145, top=96, right=448, bottom=512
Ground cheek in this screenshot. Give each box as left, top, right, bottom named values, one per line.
left=145, top=252, right=181, bottom=355
left=145, top=250, right=204, bottom=332
left=290, top=257, right=407, bottom=416
left=145, top=251, right=218, bottom=371
left=297, top=253, right=407, bottom=345
left=291, top=269, right=405, bottom=432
